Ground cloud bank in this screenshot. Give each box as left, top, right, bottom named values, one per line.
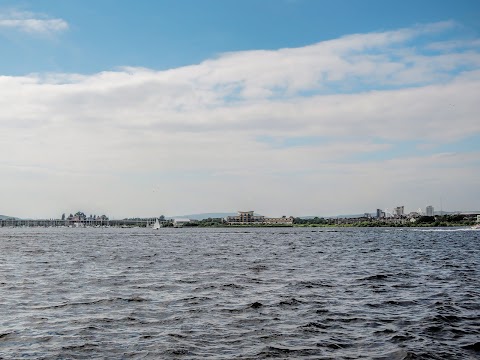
left=0, top=10, right=68, bottom=34
left=1, top=22, right=479, bottom=218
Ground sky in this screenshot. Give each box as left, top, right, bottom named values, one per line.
left=1, top=0, right=480, bottom=219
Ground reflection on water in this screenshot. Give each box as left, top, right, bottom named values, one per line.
left=0, top=227, right=479, bottom=359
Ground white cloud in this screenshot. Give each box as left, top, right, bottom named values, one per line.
left=0, top=21, right=479, bottom=218
left=426, top=38, right=480, bottom=51
left=0, top=10, right=68, bottom=34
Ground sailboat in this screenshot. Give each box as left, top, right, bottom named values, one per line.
left=153, top=218, right=161, bottom=230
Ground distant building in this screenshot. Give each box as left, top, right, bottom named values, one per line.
left=394, top=206, right=404, bottom=216
left=173, top=218, right=190, bottom=227
left=66, top=212, right=108, bottom=222
left=67, top=211, right=86, bottom=222
left=225, top=211, right=265, bottom=225
left=426, top=205, right=434, bottom=217
left=407, top=211, right=421, bottom=219
left=376, top=209, right=385, bottom=219
left=225, top=211, right=293, bottom=225
left=263, top=216, right=295, bottom=225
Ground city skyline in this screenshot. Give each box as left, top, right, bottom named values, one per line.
left=2, top=203, right=475, bottom=221
left=1, top=1, right=479, bottom=219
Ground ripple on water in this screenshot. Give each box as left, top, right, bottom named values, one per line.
left=0, top=227, right=479, bottom=359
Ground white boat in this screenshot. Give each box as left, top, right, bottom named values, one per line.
left=471, top=224, right=480, bottom=230
left=152, top=218, right=161, bottom=230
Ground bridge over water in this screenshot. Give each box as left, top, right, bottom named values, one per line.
left=0, top=218, right=163, bottom=228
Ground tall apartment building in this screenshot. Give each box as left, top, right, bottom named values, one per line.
left=394, top=206, right=405, bottom=216
left=426, top=205, right=434, bottom=216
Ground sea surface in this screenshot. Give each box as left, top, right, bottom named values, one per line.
left=0, top=227, right=479, bottom=359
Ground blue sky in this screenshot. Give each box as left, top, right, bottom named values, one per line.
left=2, top=0, right=480, bottom=75
left=0, top=0, right=480, bottom=218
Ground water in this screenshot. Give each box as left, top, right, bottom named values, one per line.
left=0, top=227, right=479, bottom=359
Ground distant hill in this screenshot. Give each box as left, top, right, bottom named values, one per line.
left=435, top=210, right=480, bottom=215
left=300, top=214, right=373, bottom=219
left=331, top=213, right=375, bottom=219
left=0, top=215, right=18, bottom=220
left=170, top=212, right=265, bottom=220
left=169, top=213, right=236, bottom=220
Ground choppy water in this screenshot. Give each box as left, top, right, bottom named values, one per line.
left=0, top=227, right=479, bottom=359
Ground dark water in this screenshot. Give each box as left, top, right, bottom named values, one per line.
left=0, top=227, right=479, bottom=359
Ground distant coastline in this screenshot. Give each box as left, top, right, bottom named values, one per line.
left=1, top=212, right=479, bottom=228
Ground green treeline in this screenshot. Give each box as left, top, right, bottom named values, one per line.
left=183, top=218, right=225, bottom=227
left=153, top=215, right=477, bottom=228
left=293, top=214, right=476, bottom=227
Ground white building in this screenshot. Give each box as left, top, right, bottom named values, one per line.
left=426, top=205, right=434, bottom=217
left=394, top=206, right=405, bottom=216
left=173, top=218, right=191, bottom=227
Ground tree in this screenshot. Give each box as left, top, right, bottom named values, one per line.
left=74, top=211, right=86, bottom=219
left=417, top=216, right=435, bottom=224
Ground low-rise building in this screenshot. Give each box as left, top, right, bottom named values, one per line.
left=225, top=211, right=265, bottom=225
left=263, top=216, right=295, bottom=225
left=173, top=218, right=191, bottom=227
left=225, top=211, right=293, bottom=225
